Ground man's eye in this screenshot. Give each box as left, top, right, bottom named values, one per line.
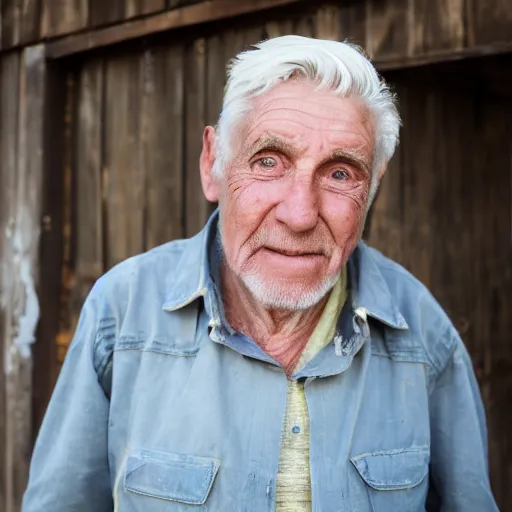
left=332, top=169, right=349, bottom=180
left=258, top=157, right=277, bottom=169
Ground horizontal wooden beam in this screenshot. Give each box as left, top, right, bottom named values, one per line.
left=46, top=0, right=304, bottom=59
left=375, top=41, right=512, bottom=71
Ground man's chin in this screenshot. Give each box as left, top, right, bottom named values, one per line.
left=241, top=273, right=338, bottom=311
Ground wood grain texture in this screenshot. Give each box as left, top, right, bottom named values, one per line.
left=141, top=45, right=185, bottom=248
left=184, top=38, right=211, bottom=237
left=104, top=53, right=145, bottom=268
left=293, top=12, right=313, bottom=37
left=169, top=0, right=204, bottom=8
left=314, top=3, right=341, bottom=41
left=338, top=0, right=366, bottom=46
left=40, top=0, right=88, bottom=38
left=74, top=59, right=104, bottom=318
left=0, top=45, right=45, bottom=512
left=409, top=0, right=464, bottom=54
left=369, top=60, right=512, bottom=510
left=1, top=0, right=20, bottom=47
left=467, top=0, right=512, bottom=47
left=205, top=34, right=225, bottom=127
left=0, top=50, right=20, bottom=512
left=0, top=0, right=41, bottom=47
left=47, top=0, right=304, bottom=58
left=18, top=0, right=40, bottom=44
left=125, top=0, right=166, bottom=19
left=365, top=0, right=410, bottom=61
left=89, top=0, right=126, bottom=27
left=33, top=58, right=68, bottom=435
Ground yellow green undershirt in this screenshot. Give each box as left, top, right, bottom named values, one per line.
left=275, top=267, right=347, bottom=511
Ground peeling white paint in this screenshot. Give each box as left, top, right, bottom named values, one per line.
left=2, top=207, right=40, bottom=374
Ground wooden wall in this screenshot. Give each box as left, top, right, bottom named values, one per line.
left=370, top=58, right=512, bottom=508
left=0, top=46, right=46, bottom=512
left=0, top=0, right=199, bottom=47
left=1, top=0, right=512, bottom=63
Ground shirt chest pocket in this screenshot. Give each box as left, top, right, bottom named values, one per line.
left=123, top=449, right=220, bottom=510
left=350, top=447, right=430, bottom=512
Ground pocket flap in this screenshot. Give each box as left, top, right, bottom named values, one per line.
left=124, top=449, right=220, bottom=505
left=350, top=446, right=429, bottom=491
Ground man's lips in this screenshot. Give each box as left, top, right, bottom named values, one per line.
left=261, top=246, right=324, bottom=257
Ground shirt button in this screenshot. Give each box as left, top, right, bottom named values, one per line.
left=291, top=425, right=301, bottom=434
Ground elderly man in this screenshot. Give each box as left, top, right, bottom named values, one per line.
left=24, top=36, right=497, bottom=511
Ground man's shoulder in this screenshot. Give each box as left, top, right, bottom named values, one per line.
left=363, top=244, right=460, bottom=375
left=96, top=238, right=188, bottom=297
left=89, top=233, right=204, bottom=324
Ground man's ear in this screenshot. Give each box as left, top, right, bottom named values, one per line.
left=200, top=126, right=220, bottom=202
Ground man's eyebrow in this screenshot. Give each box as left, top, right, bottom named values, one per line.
left=319, top=149, right=371, bottom=175
left=247, top=136, right=298, bottom=157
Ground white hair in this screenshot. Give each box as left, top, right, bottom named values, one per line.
left=213, top=35, right=400, bottom=204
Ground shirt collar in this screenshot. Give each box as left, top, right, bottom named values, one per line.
left=162, top=209, right=408, bottom=331
left=348, top=242, right=409, bottom=330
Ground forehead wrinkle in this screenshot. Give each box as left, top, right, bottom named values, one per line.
left=252, top=106, right=355, bottom=125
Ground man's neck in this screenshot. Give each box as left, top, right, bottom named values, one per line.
left=220, top=264, right=328, bottom=375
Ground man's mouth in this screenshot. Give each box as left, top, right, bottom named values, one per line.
left=262, top=247, right=324, bottom=257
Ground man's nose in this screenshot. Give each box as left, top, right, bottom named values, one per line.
left=274, top=177, right=319, bottom=232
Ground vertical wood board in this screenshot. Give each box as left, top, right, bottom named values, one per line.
left=40, top=0, right=88, bottom=38
left=0, top=50, right=20, bottom=512
left=467, top=0, right=512, bottom=46
left=141, top=44, right=185, bottom=248
left=184, top=38, right=211, bottom=237
left=104, top=53, right=145, bottom=268
left=0, top=45, right=45, bottom=512
left=72, top=59, right=104, bottom=338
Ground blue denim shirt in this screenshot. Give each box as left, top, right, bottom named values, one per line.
left=23, top=211, right=498, bottom=511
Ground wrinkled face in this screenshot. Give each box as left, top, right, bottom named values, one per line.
left=202, top=80, right=374, bottom=310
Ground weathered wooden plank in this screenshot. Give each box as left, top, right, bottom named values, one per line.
left=0, top=50, right=20, bottom=512
left=223, top=27, right=247, bottom=64
left=18, top=0, right=40, bottom=45
left=125, top=0, right=165, bottom=18
left=184, top=38, right=211, bottom=237
left=409, top=0, right=464, bottom=54
left=1, top=0, right=20, bottom=48
left=32, top=59, right=69, bottom=433
left=47, top=0, right=305, bottom=59
left=293, top=12, right=313, bottom=38
left=0, top=0, right=41, bottom=47
left=0, top=45, right=45, bottom=512
left=338, top=0, right=366, bottom=46
left=264, top=17, right=294, bottom=39
left=89, top=0, right=126, bottom=27
left=40, top=0, right=88, bottom=38
left=365, top=0, right=410, bottom=61
left=205, top=34, right=225, bottom=127
left=169, top=0, right=203, bottom=8
left=466, top=89, right=512, bottom=510
left=314, top=4, right=341, bottom=41
left=104, top=53, right=145, bottom=268
left=73, top=59, right=104, bottom=326
left=241, top=24, right=264, bottom=49
left=374, top=40, right=512, bottom=71
left=467, top=0, right=512, bottom=47
left=141, top=45, right=185, bottom=248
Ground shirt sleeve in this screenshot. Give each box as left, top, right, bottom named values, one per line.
left=22, top=286, right=113, bottom=512
left=427, top=335, right=499, bottom=512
